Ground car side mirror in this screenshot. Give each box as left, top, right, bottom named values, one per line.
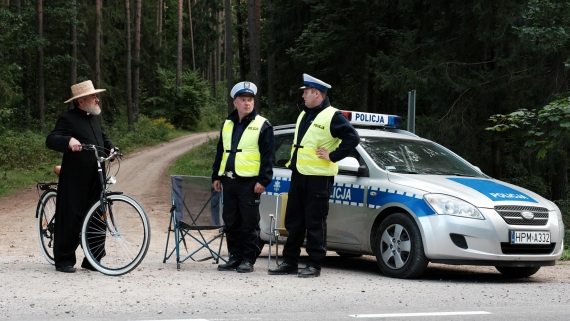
left=338, top=157, right=360, bottom=172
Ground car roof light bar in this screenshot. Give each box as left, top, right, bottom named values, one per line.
left=341, top=111, right=402, bottom=128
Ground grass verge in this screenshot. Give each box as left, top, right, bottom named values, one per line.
left=168, top=137, right=217, bottom=177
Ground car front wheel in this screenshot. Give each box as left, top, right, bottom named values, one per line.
left=374, top=213, right=428, bottom=279
left=495, top=266, right=541, bottom=278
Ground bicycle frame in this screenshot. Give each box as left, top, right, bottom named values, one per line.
left=82, top=145, right=121, bottom=236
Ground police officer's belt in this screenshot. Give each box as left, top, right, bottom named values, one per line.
left=222, top=171, right=236, bottom=179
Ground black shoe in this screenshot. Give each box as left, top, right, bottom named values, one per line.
left=236, top=262, right=254, bottom=273
left=268, top=262, right=298, bottom=275
left=81, top=260, right=98, bottom=271
left=298, top=266, right=320, bottom=278
left=217, top=260, right=241, bottom=271
left=55, top=266, right=76, bottom=273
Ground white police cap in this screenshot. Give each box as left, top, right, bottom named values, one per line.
left=230, top=81, right=257, bottom=99
left=299, top=73, right=331, bottom=93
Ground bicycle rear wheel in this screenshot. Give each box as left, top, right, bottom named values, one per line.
left=37, top=189, right=57, bottom=265
left=81, top=194, right=150, bottom=276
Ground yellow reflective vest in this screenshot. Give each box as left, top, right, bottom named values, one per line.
left=286, top=106, right=341, bottom=176
left=218, top=115, right=267, bottom=177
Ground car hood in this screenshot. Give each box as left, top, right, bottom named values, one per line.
left=386, top=174, right=554, bottom=209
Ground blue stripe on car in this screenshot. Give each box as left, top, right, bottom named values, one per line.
left=447, top=178, right=537, bottom=203
left=367, top=187, right=435, bottom=217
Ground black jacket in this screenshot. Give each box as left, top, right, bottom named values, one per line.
left=46, top=107, right=115, bottom=221
left=212, top=109, right=275, bottom=187
left=289, top=97, right=360, bottom=172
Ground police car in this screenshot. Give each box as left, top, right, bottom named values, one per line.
left=259, top=111, right=565, bottom=279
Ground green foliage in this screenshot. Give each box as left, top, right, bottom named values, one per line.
left=193, top=81, right=229, bottom=132
left=0, top=130, right=60, bottom=171
left=0, top=130, right=62, bottom=197
left=487, top=97, right=570, bottom=159
left=144, top=68, right=212, bottom=130
left=169, top=138, right=218, bottom=176
left=513, top=0, right=570, bottom=53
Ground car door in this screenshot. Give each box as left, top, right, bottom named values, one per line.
left=326, top=148, right=370, bottom=251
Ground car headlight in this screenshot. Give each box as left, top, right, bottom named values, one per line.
left=424, top=194, right=485, bottom=220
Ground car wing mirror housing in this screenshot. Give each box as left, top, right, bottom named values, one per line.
left=338, top=157, right=360, bottom=172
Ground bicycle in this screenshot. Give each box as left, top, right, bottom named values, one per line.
left=36, top=144, right=151, bottom=275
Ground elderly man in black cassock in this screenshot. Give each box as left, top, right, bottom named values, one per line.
left=46, top=80, right=116, bottom=273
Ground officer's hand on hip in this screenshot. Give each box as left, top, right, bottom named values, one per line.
left=254, top=182, right=265, bottom=194
left=316, top=147, right=330, bottom=161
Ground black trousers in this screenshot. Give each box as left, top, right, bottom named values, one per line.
left=221, top=177, right=261, bottom=264
left=54, top=199, right=106, bottom=268
left=282, top=171, right=333, bottom=269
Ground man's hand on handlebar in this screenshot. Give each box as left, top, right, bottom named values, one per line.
left=69, top=137, right=82, bottom=152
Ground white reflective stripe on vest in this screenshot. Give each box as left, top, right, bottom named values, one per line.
left=218, top=115, right=266, bottom=177
left=287, top=107, right=340, bottom=176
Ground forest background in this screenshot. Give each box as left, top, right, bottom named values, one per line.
left=0, top=0, right=570, bottom=228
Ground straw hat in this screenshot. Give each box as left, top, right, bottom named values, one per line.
left=64, top=80, right=106, bottom=104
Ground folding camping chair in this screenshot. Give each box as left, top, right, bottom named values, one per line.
left=163, top=175, right=227, bottom=270
left=267, top=192, right=289, bottom=269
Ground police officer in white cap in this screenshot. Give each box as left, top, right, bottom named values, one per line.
left=268, top=74, right=359, bottom=278
left=212, top=81, right=275, bottom=273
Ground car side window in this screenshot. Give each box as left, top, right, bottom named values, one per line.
left=274, top=133, right=293, bottom=168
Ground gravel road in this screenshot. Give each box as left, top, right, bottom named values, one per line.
left=1, top=132, right=569, bottom=321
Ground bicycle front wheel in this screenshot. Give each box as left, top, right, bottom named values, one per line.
left=81, top=194, right=151, bottom=276
left=37, top=189, right=57, bottom=265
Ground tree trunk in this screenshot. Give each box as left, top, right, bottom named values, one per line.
left=213, top=9, right=220, bottom=99
left=125, top=0, right=134, bottom=130
left=266, top=0, right=274, bottom=110
left=188, top=0, right=195, bottom=70
left=16, top=0, right=30, bottom=128
left=95, top=0, right=102, bottom=109
left=37, top=0, right=45, bottom=131
left=133, top=0, right=141, bottom=122
left=267, top=53, right=275, bottom=109
left=225, top=0, right=233, bottom=114
left=157, top=0, right=162, bottom=48
left=360, top=58, right=368, bottom=111
left=236, top=0, right=246, bottom=81
left=247, top=0, right=261, bottom=112
left=217, top=10, right=222, bottom=83
left=69, top=0, right=77, bottom=110
left=176, top=0, right=183, bottom=91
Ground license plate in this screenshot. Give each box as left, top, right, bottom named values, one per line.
left=510, top=230, right=551, bottom=244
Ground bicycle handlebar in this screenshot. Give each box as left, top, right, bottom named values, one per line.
left=80, top=144, right=123, bottom=162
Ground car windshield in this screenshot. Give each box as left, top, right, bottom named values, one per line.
left=359, top=136, right=484, bottom=177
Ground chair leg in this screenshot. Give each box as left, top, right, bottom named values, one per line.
left=214, top=231, right=225, bottom=264
left=163, top=214, right=174, bottom=263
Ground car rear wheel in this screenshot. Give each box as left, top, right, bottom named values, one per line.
left=495, top=266, right=541, bottom=278
left=336, top=252, right=363, bottom=258
left=374, top=213, right=428, bottom=279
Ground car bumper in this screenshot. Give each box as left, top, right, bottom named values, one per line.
left=419, top=208, right=564, bottom=264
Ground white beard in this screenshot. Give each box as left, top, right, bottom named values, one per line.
left=86, top=104, right=101, bottom=115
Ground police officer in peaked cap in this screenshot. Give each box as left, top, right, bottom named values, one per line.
left=268, top=74, right=359, bottom=278
left=212, top=81, right=275, bottom=273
